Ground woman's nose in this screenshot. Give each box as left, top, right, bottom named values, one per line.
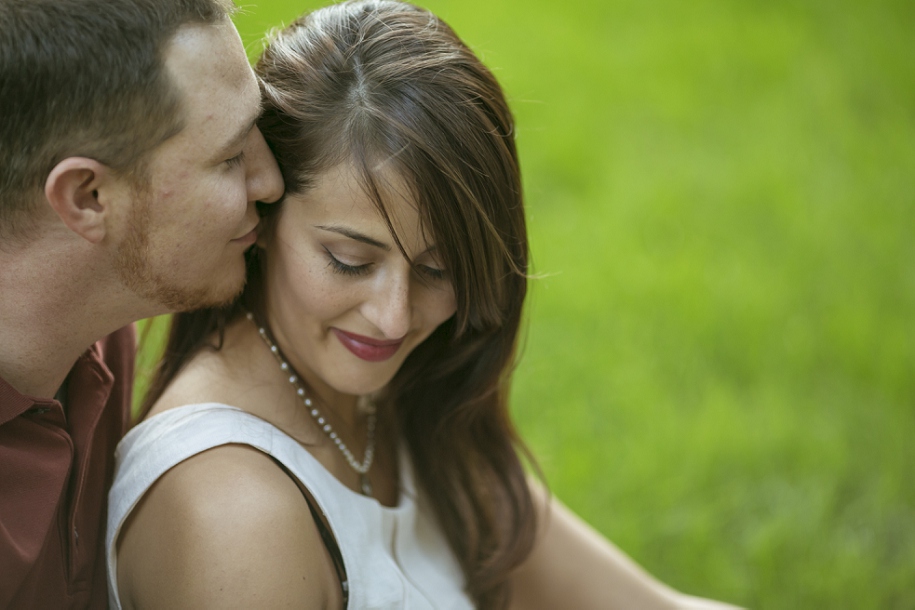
left=362, top=271, right=412, bottom=340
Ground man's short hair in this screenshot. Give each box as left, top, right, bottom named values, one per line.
left=0, top=0, right=237, bottom=238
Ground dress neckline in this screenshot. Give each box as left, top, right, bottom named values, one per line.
left=128, top=402, right=414, bottom=513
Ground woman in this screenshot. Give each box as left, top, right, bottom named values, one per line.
left=107, top=1, right=740, bottom=608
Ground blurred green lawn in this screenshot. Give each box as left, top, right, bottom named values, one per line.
left=137, top=1, right=915, bottom=607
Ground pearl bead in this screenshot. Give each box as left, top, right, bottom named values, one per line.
left=251, top=317, right=376, bottom=494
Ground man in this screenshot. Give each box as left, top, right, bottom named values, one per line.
left=0, top=0, right=283, bottom=606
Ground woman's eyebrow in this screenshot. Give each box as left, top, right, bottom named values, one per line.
left=314, top=224, right=390, bottom=251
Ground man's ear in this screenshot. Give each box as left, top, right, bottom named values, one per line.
left=44, top=157, right=115, bottom=244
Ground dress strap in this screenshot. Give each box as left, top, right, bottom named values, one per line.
left=271, top=457, right=349, bottom=607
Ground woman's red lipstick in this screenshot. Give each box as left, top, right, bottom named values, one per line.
left=332, top=329, right=404, bottom=362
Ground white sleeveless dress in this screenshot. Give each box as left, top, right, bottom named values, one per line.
left=106, top=403, right=474, bottom=609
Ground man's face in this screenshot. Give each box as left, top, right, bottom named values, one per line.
left=114, top=20, right=284, bottom=312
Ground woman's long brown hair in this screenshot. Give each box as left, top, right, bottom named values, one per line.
left=141, top=1, right=536, bottom=606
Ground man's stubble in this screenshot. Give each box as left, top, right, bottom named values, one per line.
left=114, top=181, right=245, bottom=313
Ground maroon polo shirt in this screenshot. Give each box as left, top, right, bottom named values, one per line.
left=1, top=325, right=135, bottom=609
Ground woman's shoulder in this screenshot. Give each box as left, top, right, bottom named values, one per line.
left=130, top=443, right=306, bottom=537
left=115, top=442, right=338, bottom=608
left=135, top=442, right=295, bottom=510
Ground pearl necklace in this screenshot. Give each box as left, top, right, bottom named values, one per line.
left=247, top=312, right=377, bottom=497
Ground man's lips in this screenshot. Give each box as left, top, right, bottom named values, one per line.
left=332, top=329, right=404, bottom=362
left=232, top=225, right=258, bottom=246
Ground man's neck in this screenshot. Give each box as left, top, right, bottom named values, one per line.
left=0, top=236, right=150, bottom=398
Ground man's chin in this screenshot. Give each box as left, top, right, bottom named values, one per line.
left=116, top=240, right=248, bottom=313
left=196, top=275, right=248, bottom=311
left=131, top=269, right=246, bottom=314
left=165, top=276, right=246, bottom=313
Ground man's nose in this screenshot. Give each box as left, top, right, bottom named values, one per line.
left=245, top=126, right=284, bottom=204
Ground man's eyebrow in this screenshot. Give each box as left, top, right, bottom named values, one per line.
left=315, top=224, right=391, bottom=251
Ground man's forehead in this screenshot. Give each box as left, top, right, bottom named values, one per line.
left=162, top=20, right=260, bottom=146
left=164, top=21, right=256, bottom=106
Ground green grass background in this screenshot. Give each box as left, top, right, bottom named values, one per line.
left=137, top=1, right=915, bottom=607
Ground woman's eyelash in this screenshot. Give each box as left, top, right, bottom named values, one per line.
left=324, top=248, right=446, bottom=281
left=326, top=251, right=372, bottom=276
left=420, top=265, right=446, bottom=281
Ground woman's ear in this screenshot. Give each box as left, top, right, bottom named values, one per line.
left=44, top=157, right=114, bottom=244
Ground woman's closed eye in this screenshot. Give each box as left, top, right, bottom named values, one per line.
left=418, top=264, right=446, bottom=281
left=325, top=249, right=373, bottom=277
left=324, top=247, right=448, bottom=282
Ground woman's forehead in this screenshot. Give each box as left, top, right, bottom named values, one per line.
left=283, top=162, right=435, bottom=254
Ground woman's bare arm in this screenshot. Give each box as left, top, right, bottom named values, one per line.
left=115, top=444, right=341, bottom=610
left=509, top=481, right=742, bottom=610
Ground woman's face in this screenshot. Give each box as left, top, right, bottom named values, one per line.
left=261, top=162, right=457, bottom=402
